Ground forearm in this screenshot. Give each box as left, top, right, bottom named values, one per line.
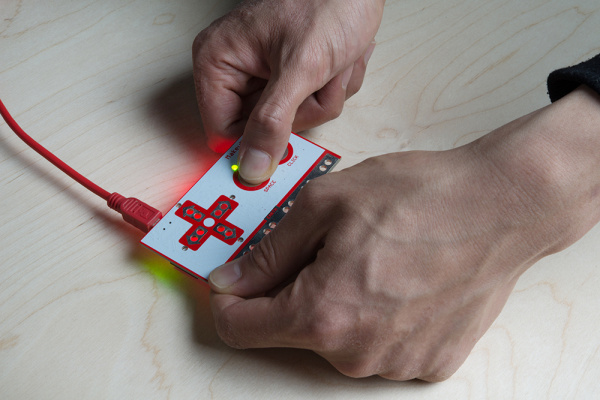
left=540, top=86, right=600, bottom=243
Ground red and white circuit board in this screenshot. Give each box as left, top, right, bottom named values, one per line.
left=141, top=133, right=340, bottom=280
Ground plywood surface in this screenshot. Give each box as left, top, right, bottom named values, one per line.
left=1, top=1, right=599, bottom=398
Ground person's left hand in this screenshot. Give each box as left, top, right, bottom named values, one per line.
left=206, top=87, right=600, bottom=381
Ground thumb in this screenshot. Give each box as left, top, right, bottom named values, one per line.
left=238, top=70, right=314, bottom=185
left=208, top=200, right=320, bottom=297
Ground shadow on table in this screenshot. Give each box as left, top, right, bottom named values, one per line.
left=137, top=251, right=430, bottom=391
left=127, top=72, right=434, bottom=390
left=145, top=72, right=210, bottom=158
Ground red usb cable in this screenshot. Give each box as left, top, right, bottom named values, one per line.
left=0, top=99, right=162, bottom=232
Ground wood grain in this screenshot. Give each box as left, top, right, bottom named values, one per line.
left=1, top=0, right=599, bottom=398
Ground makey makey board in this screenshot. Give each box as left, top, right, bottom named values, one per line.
left=142, top=133, right=340, bottom=280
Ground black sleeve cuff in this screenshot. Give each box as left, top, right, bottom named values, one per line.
left=547, top=54, right=600, bottom=102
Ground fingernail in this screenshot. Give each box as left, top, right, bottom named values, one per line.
left=209, top=261, right=241, bottom=290
left=341, top=67, right=353, bottom=90
left=239, top=147, right=272, bottom=182
left=364, top=41, right=376, bottom=65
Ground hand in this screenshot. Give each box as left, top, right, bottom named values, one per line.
left=192, top=0, right=384, bottom=184
left=207, top=87, right=600, bottom=381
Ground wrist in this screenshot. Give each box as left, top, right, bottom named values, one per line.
left=470, top=86, right=600, bottom=259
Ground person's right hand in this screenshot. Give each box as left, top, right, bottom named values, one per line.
left=192, top=0, right=384, bottom=185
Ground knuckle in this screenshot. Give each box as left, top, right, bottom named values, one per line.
left=381, top=361, right=423, bottom=382
left=249, top=101, right=289, bottom=135
left=213, top=312, right=245, bottom=349
left=380, top=351, right=462, bottom=382
left=335, top=360, right=375, bottom=379
left=322, top=99, right=344, bottom=121
left=302, top=308, right=353, bottom=353
left=420, top=357, right=462, bottom=382
left=192, top=27, right=216, bottom=63
left=346, top=82, right=362, bottom=99
left=420, top=370, right=454, bottom=383
left=192, top=30, right=206, bottom=55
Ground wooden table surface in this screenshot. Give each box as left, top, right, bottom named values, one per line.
left=1, top=1, right=599, bottom=398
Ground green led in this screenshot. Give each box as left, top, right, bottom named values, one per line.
left=231, top=164, right=239, bottom=172
left=138, top=254, right=183, bottom=289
